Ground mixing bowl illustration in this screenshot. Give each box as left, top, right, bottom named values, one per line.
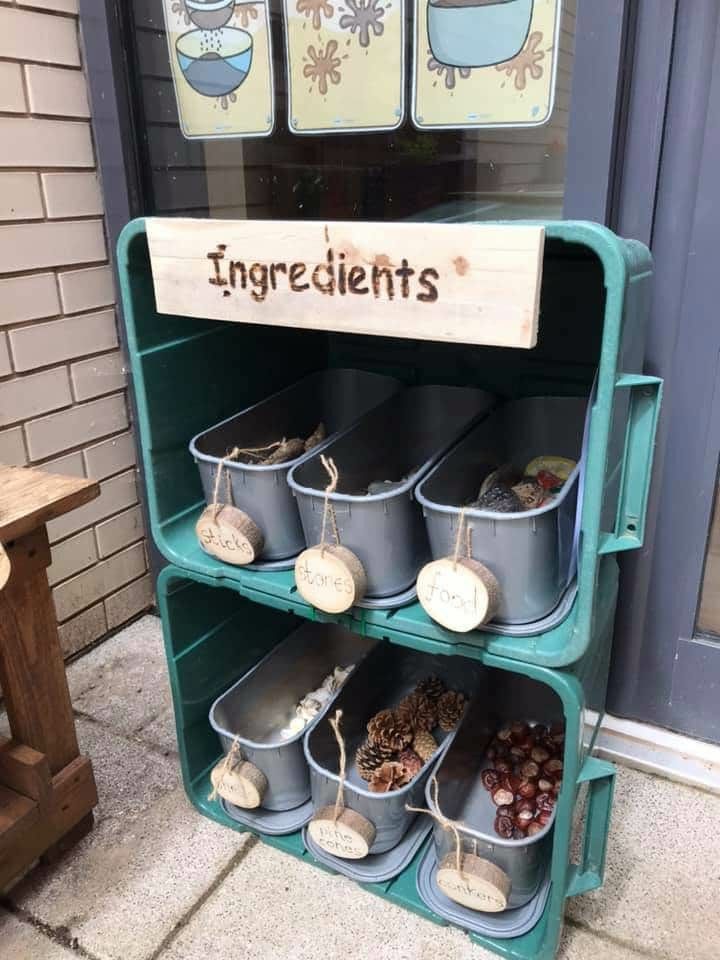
left=427, top=0, right=533, bottom=68
left=176, top=26, right=253, bottom=97
left=184, top=0, right=236, bottom=30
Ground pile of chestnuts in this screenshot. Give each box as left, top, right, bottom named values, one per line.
left=481, top=720, right=564, bottom=840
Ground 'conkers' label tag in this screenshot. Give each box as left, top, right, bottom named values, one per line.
left=436, top=854, right=510, bottom=913
left=294, top=545, right=364, bottom=614
left=210, top=758, right=266, bottom=809
left=417, top=557, right=498, bottom=633
left=308, top=814, right=372, bottom=859
left=195, top=505, right=260, bottom=566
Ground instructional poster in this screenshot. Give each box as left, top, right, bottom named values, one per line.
left=412, top=0, right=562, bottom=130
left=283, top=0, right=405, bottom=134
left=162, top=0, right=274, bottom=139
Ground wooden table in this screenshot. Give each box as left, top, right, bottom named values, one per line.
left=0, top=465, right=100, bottom=888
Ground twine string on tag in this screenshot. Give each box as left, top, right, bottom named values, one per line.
left=405, top=775, right=465, bottom=877
left=210, top=441, right=286, bottom=521
left=329, top=709, right=346, bottom=823
left=208, top=736, right=242, bottom=802
left=319, top=455, right=341, bottom=556
left=451, top=509, right=473, bottom=570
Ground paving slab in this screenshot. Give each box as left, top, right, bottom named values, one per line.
left=7, top=717, right=251, bottom=960
left=0, top=909, right=77, bottom=959
left=68, top=614, right=172, bottom=746
left=566, top=764, right=720, bottom=960
left=160, top=840, right=644, bottom=960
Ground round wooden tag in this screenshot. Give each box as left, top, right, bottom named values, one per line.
left=0, top=542, right=10, bottom=591
left=294, top=544, right=367, bottom=613
left=436, top=853, right=511, bottom=913
left=195, top=504, right=264, bottom=566
left=307, top=805, right=376, bottom=859
left=210, top=756, right=268, bottom=809
left=417, top=556, right=500, bottom=632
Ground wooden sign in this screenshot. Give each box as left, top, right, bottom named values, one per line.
left=283, top=0, right=405, bottom=134
left=417, top=556, right=500, bottom=632
left=160, top=0, right=274, bottom=139
left=294, top=545, right=367, bottom=613
left=308, top=806, right=376, bottom=858
left=412, top=0, right=563, bottom=131
left=147, top=218, right=544, bottom=349
left=436, top=852, right=511, bottom=912
left=195, top=505, right=263, bottom=565
left=210, top=753, right=268, bottom=808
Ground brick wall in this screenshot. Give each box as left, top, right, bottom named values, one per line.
left=0, top=0, right=152, bottom=658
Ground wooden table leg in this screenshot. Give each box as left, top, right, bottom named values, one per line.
left=0, top=528, right=78, bottom=774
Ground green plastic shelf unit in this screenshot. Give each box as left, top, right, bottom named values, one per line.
left=156, top=564, right=618, bottom=960
left=117, top=218, right=661, bottom=669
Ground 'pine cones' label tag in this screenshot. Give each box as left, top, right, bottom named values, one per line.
left=196, top=505, right=263, bottom=566
left=308, top=806, right=376, bottom=859
left=417, top=557, right=500, bottom=632
left=294, top=545, right=367, bottom=613
left=436, top=853, right=511, bottom=913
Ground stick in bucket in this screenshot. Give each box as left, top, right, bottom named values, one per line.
left=294, top=456, right=367, bottom=613
left=195, top=447, right=266, bottom=565
left=307, top=709, right=376, bottom=859
left=406, top=775, right=511, bottom=912
left=416, top=509, right=500, bottom=632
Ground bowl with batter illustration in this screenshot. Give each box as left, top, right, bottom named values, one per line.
left=427, top=0, right=533, bottom=68
left=176, top=26, right=253, bottom=97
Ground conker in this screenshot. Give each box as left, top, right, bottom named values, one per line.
left=505, top=774, right=522, bottom=793
left=514, top=808, right=534, bottom=831
left=491, top=784, right=515, bottom=807
left=552, top=779, right=562, bottom=797
left=481, top=769, right=500, bottom=792
left=494, top=759, right=512, bottom=775
left=494, top=814, right=514, bottom=839
left=497, top=727, right=513, bottom=743
left=520, top=760, right=540, bottom=780
left=536, top=792, right=555, bottom=813
left=514, top=797, right=534, bottom=814
left=536, top=808, right=553, bottom=827
left=510, top=721, right=530, bottom=742
left=510, top=745, right=528, bottom=761
left=537, top=777, right=554, bottom=794
left=543, top=758, right=563, bottom=776
left=496, top=804, right=514, bottom=818
left=527, top=820, right=544, bottom=837
left=517, top=779, right=537, bottom=800
left=531, top=746, right=551, bottom=764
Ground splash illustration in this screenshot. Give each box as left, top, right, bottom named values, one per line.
left=427, top=53, right=471, bottom=90
left=338, top=0, right=385, bottom=48
left=296, top=0, right=335, bottom=30
left=495, top=30, right=544, bottom=91
left=235, top=2, right=259, bottom=26
left=303, top=39, right=343, bottom=94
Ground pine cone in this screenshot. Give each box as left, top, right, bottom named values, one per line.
left=369, top=761, right=409, bottom=794
left=396, top=692, right=437, bottom=732
left=367, top=709, right=412, bottom=752
left=415, top=675, right=447, bottom=703
left=412, top=729, right=438, bottom=762
left=398, top=747, right=423, bottom=781
left=354, top=739, right=393, bottom=781
left=437, top=690, right=466, bottom=732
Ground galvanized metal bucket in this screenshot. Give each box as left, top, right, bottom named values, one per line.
left=288, top=385, right=495, bottom=597
left=416, top=397, right=587, bottom=623
left=305, top=641, right=483, bottom=854
left=190, top=369, right=400, bottom=561
left=429, top=673, right=563, bottom=910
left=209, top=622, right=376, bottom=812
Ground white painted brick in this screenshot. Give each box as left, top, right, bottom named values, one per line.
left=0, top=7, right=80, bottom=66
left=42, top=173, right=103, bottom=220
left=0, top=62, right=26, bottom=114
left=95, top=504, right=144, bottom=558
left=9, top=309, right=117, bottom=372
left=0, top=367, right=71, bottom=428
left=37, top=450, right=85, bottom=478
left=0, top=427, right=27, bottom=465
left=53, top=541, right=146, bottom=621
left=0, top=333, right=11, bottom=376
left=70, top=350, right=126, bottom=402
left=0, top=274, right=60, bottom=326
left=57, top=264, right=114, bottom=314
left=105, top=574, right=154, bottom=630
left=25, top=392, right=128, bottom=460
left=0, top=173, right=44, bottom=222
left=0, top=220, right=106, bottom=274
left=83, top=431, right=137, bottom=480
left=0, top=118, right=94, bottom=168
left=48, top=528, right=98, bottom=586
left=47, top=468, right=137, bottom=542
left=25, top=65, right=89, bottom=118
left=58, top=603, right=106, bottom=660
